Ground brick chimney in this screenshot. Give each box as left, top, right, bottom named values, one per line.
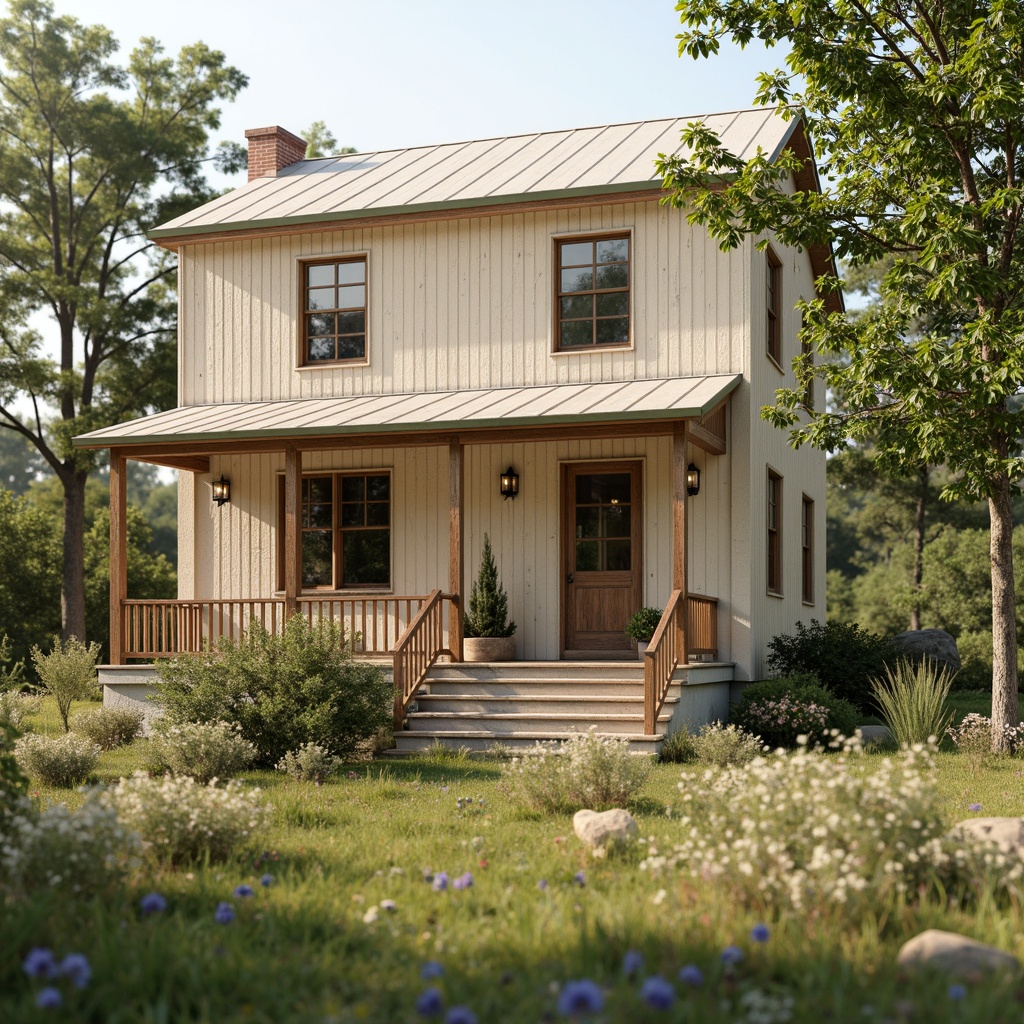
left=244, top=126, right=308, bottom=182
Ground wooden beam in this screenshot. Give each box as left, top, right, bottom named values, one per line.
left=129, top=455, right=211, bottom=473
left=688, top=420, right=727, bottom=456
left=449, top=439, right=464, bottom=662
left=283, top=447, right=302, bottom=619
left=109, top=450, right=128, bottom=665
left=673, top=422, right=689, bottom=656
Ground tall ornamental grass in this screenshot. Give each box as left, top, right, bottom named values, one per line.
left=870, top=658, right=954, bottom=747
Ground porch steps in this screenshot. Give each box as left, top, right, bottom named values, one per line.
left=393, top=661, right=673, bottom=754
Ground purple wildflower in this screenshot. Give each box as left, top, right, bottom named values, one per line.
left=416, top=986, right=444, bottom=1016
left=59, top=953, right=91, bottom=989
left=35, top=987, right=62, bottom=1009
left=721, top=945, right=744, bottom=965
left=678, top=964, right=704, bottom=986
left=573, top=870, right=586, bottom=886
left=750, top=923, right=770, bottom=943
left=432, top=872, right=449, bottom=892
left=22, top=948, right=57, bottom=979
left=621, top=950, right=644, bottom=977
left=214, top=901, right=236, bottom=924
left=140, top=892, right=167, bottom=915
left=260, top=873, right=274, bottom=887
left=452, top=872, right=474, bottom=891
left=445, top=1008, right=478, bottom=1024
left=640, top=976, right=675, bottom=1010
left=948, top=984, right=967, bottom=1001
left=557, top=979, right=604, bottom=1016
left=537, top=879, right=548, bottom=890
left=234, top=884, right=255, bottom=898
left=968, top=803, right=983, bottom=812
left=420, top=961, right=445, bottom=980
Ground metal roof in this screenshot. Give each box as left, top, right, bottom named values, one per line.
left=151, top=109, right=799, bottom=241
left=74, top=375, right=741, bottom=450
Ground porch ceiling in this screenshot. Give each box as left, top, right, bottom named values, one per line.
left=73, top=375, right=740, bottom=453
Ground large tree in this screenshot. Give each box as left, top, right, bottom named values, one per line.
left=0, top=0, right=245, bottom=643
left=659, top=0, right=1024, bottom=746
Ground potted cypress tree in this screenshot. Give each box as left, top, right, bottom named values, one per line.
left=462, top=534, right=516, bottom=662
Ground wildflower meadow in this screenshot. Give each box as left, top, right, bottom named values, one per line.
left=3, top=695, right=1024, bottom=1022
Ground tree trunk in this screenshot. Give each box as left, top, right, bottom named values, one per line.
left=60, top=467, right=89, bottom=644
left=910, top=465, right=928, bottom=631
left=989, top=475, right=1018, bottom=751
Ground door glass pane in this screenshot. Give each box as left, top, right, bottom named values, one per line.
left=603, top=504, right=630, bottom=537
left=302, top=530, right=333, bottom=587
left=576, top=473, right=630, bottom=505
left=575, top=541, right=599, bottom=572
left=575, top=506, right=601, bottom=539
left=606, top=539, right=631, bottom=570
left=344, top=530, right=390, bottom=586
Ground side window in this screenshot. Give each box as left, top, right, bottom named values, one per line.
left=300, top=256, right=367, bottom=365
left=555, top=234, right=630, bottom=350
left=802, top=495, right=813, bottom=604
left=767, top=468, right=782, bottom=596
left=766, top=247, right=782, bottom=366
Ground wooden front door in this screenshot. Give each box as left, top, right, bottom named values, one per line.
left=562, top=461, right=643, bottom=658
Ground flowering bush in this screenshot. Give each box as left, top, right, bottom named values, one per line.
left=947, top=712, right=1024, bottom=764
left=502, top=728, right=651, bottom=812
left=0, top=790, right=139, bottom=897
left=144, top=720, right=256, bottom=784
left=15, top=732, right=100, bottom=787
left=641, top=736, right=1023, bottom=913
left=730, top=676, right=859, bottom=748
left=661, top=723, right=766, bottom=766
left=101, top=771, right=268, bottom=864
left=72, top=705, right=144, bottom=750
left=0, top=689, right=40, bottom=731
left=276, top=741, right=342, bottom=783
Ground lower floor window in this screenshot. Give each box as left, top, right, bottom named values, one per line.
left=279, top=472, right=391, bottom=589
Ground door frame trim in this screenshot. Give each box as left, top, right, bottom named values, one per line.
left=560, top=459, right=644, bottom=659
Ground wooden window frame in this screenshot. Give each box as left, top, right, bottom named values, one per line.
left=276, top=470, right=392, bottom=592
left=552, top=231, right=632, bottom=353
left=297, top=254, right=369, bottom=368
left=801, top=494, right=814, bottom=605
left=767, top=468, right=782, bottom=597
left=766, top=246, right=782, bottom=369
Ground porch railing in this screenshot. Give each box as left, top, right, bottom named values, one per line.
left=643, top=592, right=720, bottom=735
left=120, top=594, right=433, bottom=660
left=392, top=590, right=454, bottom=729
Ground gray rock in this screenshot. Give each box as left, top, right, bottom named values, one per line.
left=950, top=817, right=1024, bottom=859
left=573, top=808, right=637, bottom=849
left=891, top=629, right=961, bottom=673
left=896, top=929, right=1019, bottom=975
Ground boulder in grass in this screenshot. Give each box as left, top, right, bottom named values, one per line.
left=950, top=817, right=1024, bottom=860
left=896, top=929, right=1019, bottom=976
left=573, top=808, right=637, bottom=849
left=890, top=629, right=961, bottom=674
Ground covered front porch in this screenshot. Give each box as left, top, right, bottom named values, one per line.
left=78, top=375, right=739, bottom=738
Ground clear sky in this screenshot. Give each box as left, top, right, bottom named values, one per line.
left=69, top=0, right=782, bottom=167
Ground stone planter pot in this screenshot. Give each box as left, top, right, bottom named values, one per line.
left=463, top=636, right=516, bottom=662
left=636, top=641, right=649, bottom=662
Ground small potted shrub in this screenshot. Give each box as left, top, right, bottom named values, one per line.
left=625, top=607, right=663, bottom=660
left=463, top=534, right=516, bottom=662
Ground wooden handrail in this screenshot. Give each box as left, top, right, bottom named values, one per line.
left=298, top=594, right=430, bottom=655
left=392, top=589, right=452, bottom=729
left=643, top=590, right=684, bottom=734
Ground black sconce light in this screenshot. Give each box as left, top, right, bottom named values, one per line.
left=212, top=475, right=231, bottom=506
left=686, top=463, right=701, bottom=497
left=499, top=466, right=519, bottom=500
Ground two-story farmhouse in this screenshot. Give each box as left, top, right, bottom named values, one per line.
left=76, top=109, right=837, bottom=751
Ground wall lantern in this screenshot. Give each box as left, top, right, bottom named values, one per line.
left=499, top=466, right=519, bottom=500
left=212, top=475, right=231, bottom=506
left=686, top=463, right=701, bottom=497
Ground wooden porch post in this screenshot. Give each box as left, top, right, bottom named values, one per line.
left=449, top=439, right=464, bottom=661
left=673, top=421, right=689, bottom=658
left=284, top=446, right=302, bottom=619
left=109, top=449, right=128, bottom=665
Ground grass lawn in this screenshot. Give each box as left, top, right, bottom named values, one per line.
left=3, top=693, right=1023, bottom=1022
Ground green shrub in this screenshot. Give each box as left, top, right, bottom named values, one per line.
left=0, top=721, right=28, bottom=826
left=276, top=742, right=342, bottom=783
left=731, top=675, right=860, bottom=748
left=766, top=619, right=896, bottom=712
left=463, top=534, right=515, bottom=638
left=102, top=771, right=268, bottom=865
left=952, top=631, right=1024, bottom=691
left=625, top=607, right=662, bottom=643
left=0, top=690, right=40, bottom=731
left=30, top=635, right=101, bottom=731
left=659, top=727, right=698, bottom=763
left=72, top=705, right=144, bottom=750
left=145, top=720, right=256, bottom=784
left=155, top=615, right=393, bottom=766
left=661, top=722, right=765, bottom=766
left=14, top=732, right=100, bottom=787
left=502, top=728, right=651, bottom=812
left=870, top=658, right=954, bottom=747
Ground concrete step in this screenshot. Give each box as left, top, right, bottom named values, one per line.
left=421, top=678, right=663, bottom=699
left=426, top=661, right=644, bottom=682
left=414, top=693, right=676, bottom=716
left=392, top=730, right=664, bottom=755
left=404, top=709, right=671, bottom=735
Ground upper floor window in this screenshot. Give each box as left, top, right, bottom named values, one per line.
left=302, top=256, right=367, bottom=365
left=801, top=494, right=814, bottom=604
left=556, top=234, right=630, bottom=350
left=766, top=247, right=782, bottom=366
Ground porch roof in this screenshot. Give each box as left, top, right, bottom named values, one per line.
left=74, top=374, right=740, bottom=450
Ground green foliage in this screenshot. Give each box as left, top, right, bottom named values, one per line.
left=463, top=534, right=515, bottom=638
left=301, top=120, right=357, bottom=158
left=0, top=633, right=26, bottom=691
left=30, top=635, right=101, bottom=731
left=871, top=659, right=955, bottom=748
left=144, top=720, right=256, bottom=784
left=276, top=742, right=342, bottom=784
left=624, top=607, right=662, bottom=643
left=72, top=705, right=144, bottom=751
left=661, top=722, right=765, bottom=766
left=731, top=676, right=860, bottom=748
left=0, top=720, right=28, bottom=825
left=14, top=732, right=100, bottom=787
left=0, top=689, right=40, bottom=731
left=767, top=620, right=896, bottom=712
left=155, top=615, right=393, bottom=766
